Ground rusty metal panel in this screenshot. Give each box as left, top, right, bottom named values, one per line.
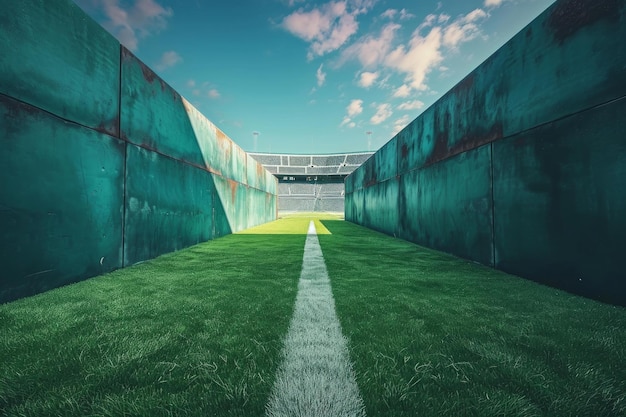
left=394, top=0, right=626, bottom=175
left=182, top=98, right=265, bottom=189
left=349, top=155, right=368, bottom=191
left=120, top=48, right=204, bottom=166
left=344, top=173, right=355, bottom=195
left=361, top=179, right=400, bottom=236
left=401, top=145, right=493, bottom=266
left=345, top=189, right=364, bottom=225
left=246, top=187, right=277, bottom=230
left=266, top=170, right=278, bottom=196
left=0, top=95, right=124, bottom=303
left=401, top=149, right=493, bottom=264
left=231, top=144, right=248, bottom=186
left=493, top=97, right=626, bottom=305
left=374, top=138, right=398, bottom=183
left=396, top=168, right=421, bottom=242
left=247, top=154, right=261, bottom=190
left=211, top=174, right=248, bottom=234
left=0, top=0, right=120, bottom=136
left=123, top=144, right=215, bottom=266
left=344, top=191, right=354, bottom=222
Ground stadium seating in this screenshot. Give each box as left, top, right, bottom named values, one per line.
left=249, top=152, right=373, bottom=213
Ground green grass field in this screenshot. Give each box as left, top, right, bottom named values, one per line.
left=1, top=214, right=625, bottom=416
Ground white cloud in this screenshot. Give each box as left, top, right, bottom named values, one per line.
left=358, top=71, right=378, bottom=88
left=399, top=9, right=415, bottom=20
left=384, top=9, right=487, bottom=95
left=465, top=8, right=488, bottom=22
left=334, top=4, right=491, bottom=99
left=187, top=79, right=220, bottom=98
left=417, top=14, right=438, bottom=32
left=316, top=64, right=327, bottom=86
left=282, top=0, right=374, bottom=60
left=309, top=12, right=358, bottom=59
left=282, top=5, right=335, bottom=41
left=347, top=99, right=363, bottom=116
left=443, top=9, right=487, bottom=48
left=382, top=8, right=414, bottom=20
left=392, top=114, right=411, bottom=134
left=370, top=103, right=392, bottom=124
left=80, top=0, right=173, bottom=51
left=393, top=84, right=411, bottom=98
left=340, top=23, right=400, bottom=67
left=381, top=9, right=397, bottom=19
left=386, top=26, right=444, bottom=92
left=484, top=0, right=504, bottom=7
left=341, top=98, right=364, bottom=127
left=351, top=0, right=377, bottom=14
left=397, top=100, right=424, bottom=111
left=340, top=116, right=356, bottom=128
left=155, top=50, right=181, bottom=71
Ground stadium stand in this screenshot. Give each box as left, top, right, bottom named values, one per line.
left=249, top=151, right=373, bottom=213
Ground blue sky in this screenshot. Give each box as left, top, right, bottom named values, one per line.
left=74, top=0, right=554, bottom=154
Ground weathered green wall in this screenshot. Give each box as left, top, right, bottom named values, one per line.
left=346, top=0, right=626, bottom=305
left=0, top=0, right=277, bottom=303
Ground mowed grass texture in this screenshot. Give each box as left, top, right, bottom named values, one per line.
left=318, top=220, right=626, bottom=417
left=1, top=215, right=625, bottom=416
left=0, top=217, right=316, bottom=417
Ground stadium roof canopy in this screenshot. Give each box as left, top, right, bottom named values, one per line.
left=249, top=152, right=373, bottom=178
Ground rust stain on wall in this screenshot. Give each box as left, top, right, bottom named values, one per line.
left=95, top=116, right=119, bottom=137
left=427, top=109, right=503, bottom=166
left=452, top=123, right=503, bottom=155
left=401, top=143, right=409, bottom=159
left=216, top=128, right=232, bottom=158
left=228, top=179, right=238, bottom=202
left=256, top=161, right=264, bottom=177
left=428, top=110, right=451, bottom=166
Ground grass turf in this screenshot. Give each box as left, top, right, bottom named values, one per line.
left=2, top=214, right=625, bottom=416
left=0, top=217, right=315, bottom=417
left=318, top=220, right=626, bottom=416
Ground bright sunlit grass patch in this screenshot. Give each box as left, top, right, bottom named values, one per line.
left=239, top=214, right=333, bottom=235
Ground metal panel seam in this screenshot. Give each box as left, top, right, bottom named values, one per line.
left=119, top=45, right=126, bottom=267
left=490, top=142, right=495, bottom=267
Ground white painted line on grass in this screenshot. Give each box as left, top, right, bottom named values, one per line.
left=266, top=221, right=366, bottom=417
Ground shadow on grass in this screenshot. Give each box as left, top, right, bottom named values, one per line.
left=319, top=219, right=626, bottom=417
left=0, top=231, right=307, bottom=417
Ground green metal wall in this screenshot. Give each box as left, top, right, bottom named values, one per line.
left=0, top=95, right=125, bottom=302
left=346, top=0, right=626, bottom=305
left=0, top=0, right=277, bottom=303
